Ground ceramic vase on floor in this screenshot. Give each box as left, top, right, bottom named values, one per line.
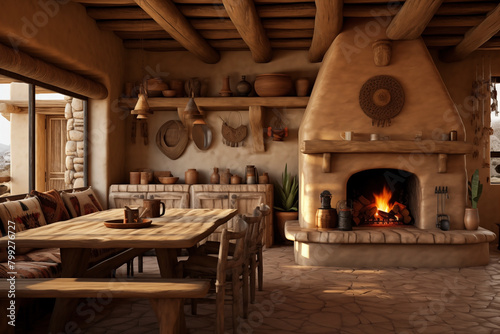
left=274, top=211, right=298, bottom=243
left=464, top=208, right=480, bottom=230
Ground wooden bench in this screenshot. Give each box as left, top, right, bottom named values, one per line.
left=0, top=278, right=210, bottom=334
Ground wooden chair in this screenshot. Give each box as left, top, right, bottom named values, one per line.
left=245, top=205, right=270, bottom=303
left=180, top=226, right=248, bottom=334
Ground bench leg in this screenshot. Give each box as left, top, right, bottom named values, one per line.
left=138, top=255, right=144, bottom=273
left=50, top=298, right=81, bottom=334
left=150, top=298, right=184, bottom=334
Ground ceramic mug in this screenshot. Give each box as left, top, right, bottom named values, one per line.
left=370, top=133, right=379, bottom=141
left=142, top=199, right=166, bottom=218
left=124, top=207, right=141, bottom=224
left=340, top=131, right=352, bottom=141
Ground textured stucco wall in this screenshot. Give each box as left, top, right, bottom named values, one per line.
left=0, top=0, right=125, bottom=206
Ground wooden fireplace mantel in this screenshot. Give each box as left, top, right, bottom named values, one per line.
left=300, top=140, right=474, bottom=173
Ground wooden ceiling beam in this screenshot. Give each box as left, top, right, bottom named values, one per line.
left=221, top=0, right=272, bottom=62
left=436, top=3, right=497, bottom=16
left=387, top=0, right=444, bottom=40
left=124, top=38, right=311, bottom=50
left=440, top=3, right=500, bottom=62
left=308, top=0, right=342, bottom=63
left=74, top=0, right=135, bottom=4
left=427, top=16, right=484, bottom=27
left=134, top=0, right=220, bottom=63
left=422, top=35, right=463, bottom=47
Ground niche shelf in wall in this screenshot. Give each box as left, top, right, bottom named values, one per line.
left=120, top=97, right=310, bottom=153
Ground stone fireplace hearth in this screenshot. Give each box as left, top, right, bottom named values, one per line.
left=285, top=19, right=496, bottom=267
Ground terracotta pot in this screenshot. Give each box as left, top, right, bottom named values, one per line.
left=274, top=211, right=298, bottom=243
left=210, top=167, right=220, bottom=184
left=185, top=169, right=198, bottom=185
left=259, top=172, right=269, bottom=184
left=464, top=208, right=480, bottom=230
left=220, top=169, right=232, bottom=184
left=146, top=77, right=168, bottom=97
left=219, top=76, right=233, bottom=97
left=231, top=174, right=242, bottom=184
left=254, top=74, right=293, bottom=97
left=129, top=172, right=140, bottom=185
left=295, top=78, right=310, bottom=97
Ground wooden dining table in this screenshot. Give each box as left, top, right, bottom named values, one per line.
left=0, top=207, right=238, bottom=333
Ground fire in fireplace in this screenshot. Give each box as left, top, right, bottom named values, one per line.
left=347, top=169, right=417, bottom=227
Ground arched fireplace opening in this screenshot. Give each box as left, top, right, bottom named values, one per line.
left=347, top=169, right=420, bottom=227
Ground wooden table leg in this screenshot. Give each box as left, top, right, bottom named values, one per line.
left=49, top=248, right=91, bottom=333
left=155, top=248, right=186, bottom=334
left=150, top=298, right=183, bottom=334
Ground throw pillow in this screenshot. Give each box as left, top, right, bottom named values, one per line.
left=0, top=197, right=48, bottom=256
left=61, top=187, right=103, bottom=218
left=30, top=189, right=70, bottom=224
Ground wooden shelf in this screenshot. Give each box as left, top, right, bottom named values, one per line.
left=119, top=96, right=309, bottom=111
left=301, top=140, right=474, bottom=155
left=301, top=140, right=474, bottom=174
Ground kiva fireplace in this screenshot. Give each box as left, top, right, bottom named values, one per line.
left=285, top=19, right=495, bottom=268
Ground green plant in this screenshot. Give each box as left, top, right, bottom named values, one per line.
left=274, top=164, right=298, bottom=212
left=468, top=169, right=483, bottom=209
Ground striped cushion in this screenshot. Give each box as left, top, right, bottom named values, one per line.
left=30, top=189, right=70, bottom=224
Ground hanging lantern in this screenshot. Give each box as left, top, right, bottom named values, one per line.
left=131, top=84, right=153, bottom=119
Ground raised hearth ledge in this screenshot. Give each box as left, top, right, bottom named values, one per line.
left=285, top=221, right=496, bottom=268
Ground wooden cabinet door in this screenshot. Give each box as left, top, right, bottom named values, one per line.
left=46, top=116, right=67, bottom=190
left=192, top=191, right=229, bottom=241
left=108, top=192, right=147, bottom=208
left=229, top=192, right=266, bottom=215
left=147, top=192, right=189, bottom=209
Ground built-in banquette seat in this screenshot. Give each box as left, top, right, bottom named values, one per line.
left=0, top=187, right=122, bottom=279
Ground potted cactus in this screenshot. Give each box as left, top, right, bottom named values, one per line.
left=274, top=164, right=298, bottom=243
left=465, top=169, right=482, bottom=230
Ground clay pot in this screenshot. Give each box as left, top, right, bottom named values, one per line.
left=274, top=211, right=298, bottom=243
left=295, top=78, right=310, bottom=97
left=219, top=76, right=233, bottom=97
left=210, top=167, right=220, bottom=184
left=464, top=208, right=480, bottom=230
left=146, top=77, right=168, bottom=97
left=259, top=172, right=269, bottom=184
left=185, top=169, right=198, bottom=185
left=254, top=74, right=293, bottom=97
left=236, top=76, right=252, bottom=96
left=140, top=172, right=149, bottom=185
left=130, top=172, right=140, bottom=185
left=231, top=174, right=242, bottom=184
left=170, top=79, right=184, bottom=97
left=220, top=169, right=232, bottom=184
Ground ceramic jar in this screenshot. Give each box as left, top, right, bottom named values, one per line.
left=295, top=78, right=310, bottom=97
left=210, top=167, right=220, bottom=184
left=254, top=74, right=293, bottom=97
left=236, top=76, right=252, bottom=96
left=130, top=171, right=140, bottom=185
left=146, top=77, right=168, bottom=97
left=464, top=208, right=480, bottom=230
left=219, top=76, right=232, bottom=97
left=140, top=172, right=149, bottom=185
left=185, top=169, right=198, bottom=185
left=231, top=174, right=242, bottom=184
left=246, top=165, right=256, bottom=184
left=220, top=169, right=232, bottom=184
left=259, top=172, right=269, bottom=184
left=170, top=79, right=184, bottom=97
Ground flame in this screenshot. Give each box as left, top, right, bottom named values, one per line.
left=373, top=186, right=393, bottom=213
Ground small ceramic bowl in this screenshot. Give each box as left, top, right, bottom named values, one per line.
left=158, top=176, right=179, bottom=184
left=162, top=90, right=177, bottom=97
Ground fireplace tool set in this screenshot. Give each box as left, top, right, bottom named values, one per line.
left=435, top=186, right=450, bottom=231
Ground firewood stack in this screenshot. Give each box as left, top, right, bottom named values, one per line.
left=352, top=196, right=411, bottom=226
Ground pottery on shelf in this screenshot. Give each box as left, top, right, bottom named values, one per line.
left=259, top=172, right=269, bottom=184
left=185, top=168, right=198, bottom=185
left=210, top=167, right=220, bottom=184
left=295, top=78, right=310, bottom=97
left=170, top=79, right=184, bottom=97
left=220, top=169, right=232, bottom=185
left=162, top=89, right=177, bottom=97
left=236, top=75, right=252, bottom=96
left=185, top=78, right=202, bottom=97
left=146, top=77, right=168, bottom=97
left=464, top=208, right=480, bottom=230
left=254, top=74, right=293, bottom=97
left=219, top=76, right=233, bottom=97
left=231, top=174, right=242, bottom=184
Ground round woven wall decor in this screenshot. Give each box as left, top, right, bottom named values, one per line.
left=359, top=75, right=405, bottom=127
left=156, top=120, right=188, bottom=160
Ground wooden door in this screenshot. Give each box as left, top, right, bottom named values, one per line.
left=108, top=192, right=147, bottom=208
left=46, top=116, right=67, bottom=191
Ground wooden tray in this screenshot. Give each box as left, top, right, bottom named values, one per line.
left=104, top=219, right=153, bottom=229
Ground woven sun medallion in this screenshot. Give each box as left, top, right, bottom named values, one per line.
left=359, top=75, right=405, bottom=127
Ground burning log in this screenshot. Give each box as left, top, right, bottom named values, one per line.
left=358, top=195, right=371, bottom=206
left=377, top=210, right=397, bottom=220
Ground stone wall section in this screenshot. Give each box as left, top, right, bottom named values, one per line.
left=64, top=97, right=84, bottom=188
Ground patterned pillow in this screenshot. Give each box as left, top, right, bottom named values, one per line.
left=30, top=189, right=70, bottom=224
left=0, top=197, right=48, bottom=256
left=61, top=187, right=103, bottom=218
